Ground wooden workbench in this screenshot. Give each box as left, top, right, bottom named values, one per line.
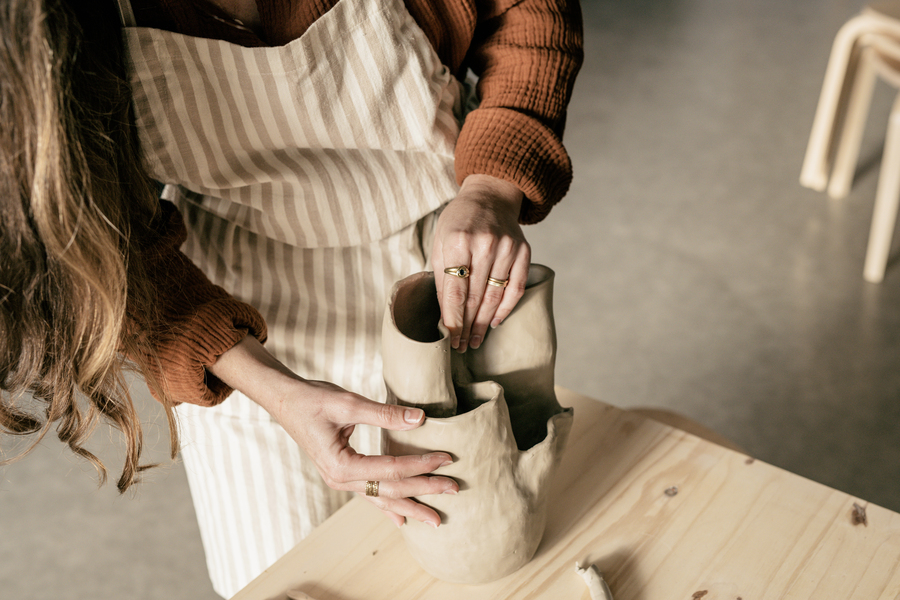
left=232, top=388, right=900, bottom=600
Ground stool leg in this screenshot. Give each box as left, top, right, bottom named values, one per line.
left=828, top=45, right=879, bottom=200
left=864, top=92, right=900, bottom=282
left=801, top=16, right=872, bottom=191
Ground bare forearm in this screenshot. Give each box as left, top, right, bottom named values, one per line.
left=207, top=334, right=298, bottom=419
left=206, top=334, right=458, bottom=527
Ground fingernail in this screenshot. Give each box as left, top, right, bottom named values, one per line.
left=458, top=339, right=468, bottom=353
left=469, top=335, right=481, bottom=349
left=425, top=520, right=438, bottom=529
left=396, top=519, right=405, bottom=528
left=490, top=318, right=502, bottom=329
left=440, top=458, right=453, bottom=467
left=451, top=336, right=460, bottom=349
left=443, top=489, right=458, bottom=495
left=404, top=409, right=424, bottom=424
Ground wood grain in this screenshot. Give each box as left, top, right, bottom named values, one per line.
left=232, top=389, right=900, bottom=600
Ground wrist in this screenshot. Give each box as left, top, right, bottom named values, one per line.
left=459, top=174, right=524, bottom=214
left=208, top=335, right=303, bottom=418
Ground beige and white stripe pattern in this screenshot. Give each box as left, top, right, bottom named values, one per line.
left=126, top=0, right=462, bottom=249
left=172, top=201, right=437, bottom=596
left=120, top=0, right=464, bottom=596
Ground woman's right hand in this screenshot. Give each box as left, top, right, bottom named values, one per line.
left=207, top=335, right=458, bottom=528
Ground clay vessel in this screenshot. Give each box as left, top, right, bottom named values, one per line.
left=381, top=264, right=574, bottom=584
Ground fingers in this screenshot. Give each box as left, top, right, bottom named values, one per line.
left=430, top=177, right=529, bottom=353
left=366, top=476, right=457, bottom=528
left=270, top=381, right=458, bottom=530
left=455, top=263, right=481, bottom=353
left=467, top=240, right=531, bottom=350
left=317, top=439, right=456, bottom=528
left=358, top=474, right=458, bottom=499
left=338, top=392, right=426, bottom=431
left=433, top=250, right=472, bottom=351
left=440, top=237, right=530, bottom=352
left=318, top=397, right=457, bottom=528
left=329, top=450, right=453, bottom=486
left=455, top=258, right=497, bottom=352
left=379, top=508, right=407, bottom=528
left=485, top=242, right=531, bottom=333
left=373, top=497, right=443, bottom=528
left=342, top=453, right=459, bottom=527
left=317, top=394, right=453, bottom=485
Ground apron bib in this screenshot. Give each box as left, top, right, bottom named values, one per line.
left=119, top=0, right=464, bottom=594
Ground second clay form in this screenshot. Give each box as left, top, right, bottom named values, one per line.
left=381, top=264, right=574, bottom=584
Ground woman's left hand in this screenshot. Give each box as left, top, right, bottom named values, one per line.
left=432, top=174, right=531, bottom=352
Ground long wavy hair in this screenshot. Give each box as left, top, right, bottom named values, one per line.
left=0, top=0, right=176, bottom=492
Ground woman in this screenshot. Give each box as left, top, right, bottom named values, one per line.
left=0, top=0, right=582, bottom=596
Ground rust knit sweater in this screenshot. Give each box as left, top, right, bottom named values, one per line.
left=131, top=0, right=583, bottom=406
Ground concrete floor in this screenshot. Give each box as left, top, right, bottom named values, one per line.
left=2, top=0, right=899, bottom=598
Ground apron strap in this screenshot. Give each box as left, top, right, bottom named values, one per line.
left=115, top=0, right=137, bottom=27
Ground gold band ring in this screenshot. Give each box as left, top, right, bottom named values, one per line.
left=444, top=266, right=470, bottom=279
left=487, top=277, right=509, bottom=288
left=365, top=481, right=379, bottom=497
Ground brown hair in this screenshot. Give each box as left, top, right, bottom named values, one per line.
left=0, top=0, right=176, bottom=491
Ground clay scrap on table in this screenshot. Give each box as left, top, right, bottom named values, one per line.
left=575, top=562, right=615, bottom=600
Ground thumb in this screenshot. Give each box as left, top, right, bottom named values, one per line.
left=351, top=397, right=425, bottom=431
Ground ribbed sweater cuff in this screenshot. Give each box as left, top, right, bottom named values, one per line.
left=455, top=106, right=572, bottom=224
left=151, top=298, right=268, bottom=407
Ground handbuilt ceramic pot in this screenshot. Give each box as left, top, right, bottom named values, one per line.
left=381, top=264, right=574, bottom=584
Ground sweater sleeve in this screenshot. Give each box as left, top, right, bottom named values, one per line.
left=127, top=201, right=267, bottom=407
left=456, top=0, right=583, bottom=224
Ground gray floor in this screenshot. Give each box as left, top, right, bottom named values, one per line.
left=2, top=1, right=899, bottom=598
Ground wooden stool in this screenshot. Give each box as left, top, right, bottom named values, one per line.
left=800, top=2, right=900, bottom=282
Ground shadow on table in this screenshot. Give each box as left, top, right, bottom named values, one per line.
left=592, top=548, right=645, bottom=600
left=268, top=587, right=352, bottom=600
left=530, top=400, right=658, bottom=599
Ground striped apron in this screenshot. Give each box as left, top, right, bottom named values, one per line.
left=117, top=0, right=465, bottom=595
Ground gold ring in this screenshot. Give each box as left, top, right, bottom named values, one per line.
left=444, top=266, right=470, bottom=279
left=365, top=481, right=379, bottom=497
left=487, top=277, right=509, bottom=288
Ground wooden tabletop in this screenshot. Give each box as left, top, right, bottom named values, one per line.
left=232, top=388, right=900, bottom=600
